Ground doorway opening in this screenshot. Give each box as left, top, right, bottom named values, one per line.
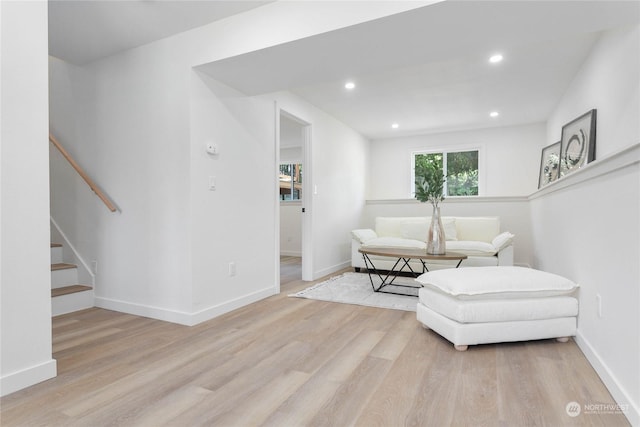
left=278, top=110, right=311, bottom=289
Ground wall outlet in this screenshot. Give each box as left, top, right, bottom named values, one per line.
left=92, top=260, right=98, bottom=275
left=596, top=294, right=602, bottom=318
left=228, top=262, right=236, bottom=277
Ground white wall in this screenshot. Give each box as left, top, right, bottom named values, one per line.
left=369, top=123, right=545, bottom=199
left=547, top=24, right=639, bottom=157
left=189, top=72, right=278, bottom=319
left=50, top=42, right=194, bottom=322
left=280, top=147, right=302, bottom=164
left=535, top=24, right=640, bottom=425
left=1, top=0, right=57, bottom=396
left=48, top=1, right=401, bottom=323
left=280, top=203, right=302, bottom=257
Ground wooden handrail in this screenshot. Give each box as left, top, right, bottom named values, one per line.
left=49, top=133, right=117, bottom=212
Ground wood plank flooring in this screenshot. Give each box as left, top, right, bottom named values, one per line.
left=0, top=259, right=629, bottom=426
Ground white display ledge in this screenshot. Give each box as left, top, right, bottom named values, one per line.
left=529, top=143, right=639, bottom=200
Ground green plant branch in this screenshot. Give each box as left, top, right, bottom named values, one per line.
left=414, top=163, right=446, bottom=206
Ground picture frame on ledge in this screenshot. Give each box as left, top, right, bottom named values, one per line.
left=560, top=109, right=597, bottom=177
left=538, top=141, right=561, bottom=188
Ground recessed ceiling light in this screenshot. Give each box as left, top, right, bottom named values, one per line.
left=344, top=81, right=355, bottom=90
left=490, top=111, right=500, bottom=118
left=391, top=123, right=399, bottom=129
left=489, top=54, right=503, bottom=64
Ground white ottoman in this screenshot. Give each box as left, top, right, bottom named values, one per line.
left=415, top=266, right=579, bottom=351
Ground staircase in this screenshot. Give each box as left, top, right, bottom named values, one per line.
left=51, top=243, right=94, bottom=316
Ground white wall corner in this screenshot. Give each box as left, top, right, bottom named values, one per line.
left=95, top=285, right=278, bottom=327
left=313, top=260, right=352, bottom=281
left=189, top=286, right=278, bottom=326
left=94, top=297, right=195, bottom=326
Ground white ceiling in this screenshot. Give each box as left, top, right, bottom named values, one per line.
left=49, top=1, right=640, bottom=140
left=48, top=0, right=272, bottom=65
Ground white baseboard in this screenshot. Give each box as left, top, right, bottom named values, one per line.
left=0, top=359, right=57, bottom=397
left=95, top=286, right=277, bottom=327
left=95, top=297, right=196, bottom=325
left=313, top=260, right=351, bottom=281
left=575, top=331, right=639, bottom=426
left=189, top=287, right=277, bottom=325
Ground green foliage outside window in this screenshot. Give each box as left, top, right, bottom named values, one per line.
left=414, top=153, right=446, bottom=205
left=414, top=150, right=479, bottom=198
left=446, top=151, right=478, bottom=196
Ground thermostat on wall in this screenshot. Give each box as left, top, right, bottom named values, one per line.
left=205, top=142, right=219, bottom=155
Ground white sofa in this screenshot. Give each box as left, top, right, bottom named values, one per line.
left=351, top=216, right=514, bottom=272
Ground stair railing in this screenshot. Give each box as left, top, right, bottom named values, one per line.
left=49, top=133, right=117, bottom=212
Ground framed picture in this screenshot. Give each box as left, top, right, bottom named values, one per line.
left=538, top=141, right=561, bottom=188
left=560, top=109, right=596, bottom=176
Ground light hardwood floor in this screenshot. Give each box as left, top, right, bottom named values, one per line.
left=0, top=260, right=629, bottom=426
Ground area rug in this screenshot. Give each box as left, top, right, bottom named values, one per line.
left=289, top=272, right=419, bottom=312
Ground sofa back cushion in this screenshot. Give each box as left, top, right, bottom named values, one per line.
left=376, top=216, right=455, bottom=241
left=399, top=218, right=458, bottom=241
left=375, top=216, right=500, bottom=243
left=455, top=217, right=500, bottom=243
left=376, top=217, right=424, bottom=238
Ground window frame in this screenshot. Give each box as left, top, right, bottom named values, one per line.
left=410, top=147, right=483, bottom=198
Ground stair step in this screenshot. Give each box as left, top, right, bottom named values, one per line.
left=51, top=263, right=76, bottom=271
left=51, top=263, right=79, bottom=288
left=52, top=286, right=94, bottom=316
left=51, top=285, right=92, bottom=298
left=50, top=244, right=63, bottom=264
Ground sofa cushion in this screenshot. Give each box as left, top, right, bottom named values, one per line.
left=415, top=266, right=579, bottom=300
left=376, top=217, right=420, bottom=237
left=399, top=218, right=458, bottom=242
left=362, top=237, right=426, bottom=250
left=419, top=286, right=579, bottom=323
left=446, top=241, right=497, bottom=256
left=454, top=217, right=500, bottom=243
left=351, top=229, right=378, bottom=243
left=492, top=232, right=514, bottom=251
left=398, top=219, right=428, bottom=241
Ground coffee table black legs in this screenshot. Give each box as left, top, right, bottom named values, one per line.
left=361, top=253, right=425, bottom=296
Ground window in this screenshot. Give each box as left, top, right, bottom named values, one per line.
left=279, top=164, right=302, bottom=201
left=413, top=150, right=479, bottom=197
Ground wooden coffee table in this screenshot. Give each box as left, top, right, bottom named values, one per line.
left=358, top=247, right=468, bottom=296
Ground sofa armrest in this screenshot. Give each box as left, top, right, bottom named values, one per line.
left=492, top=232, right=514, bottom=251
left=351, top=229, right=377, bottom=269
left=493, top=232, right=514, bottom=266
left=497, top=245, right=514, bottom=266
left=351, top=228, right=377, bottom=244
